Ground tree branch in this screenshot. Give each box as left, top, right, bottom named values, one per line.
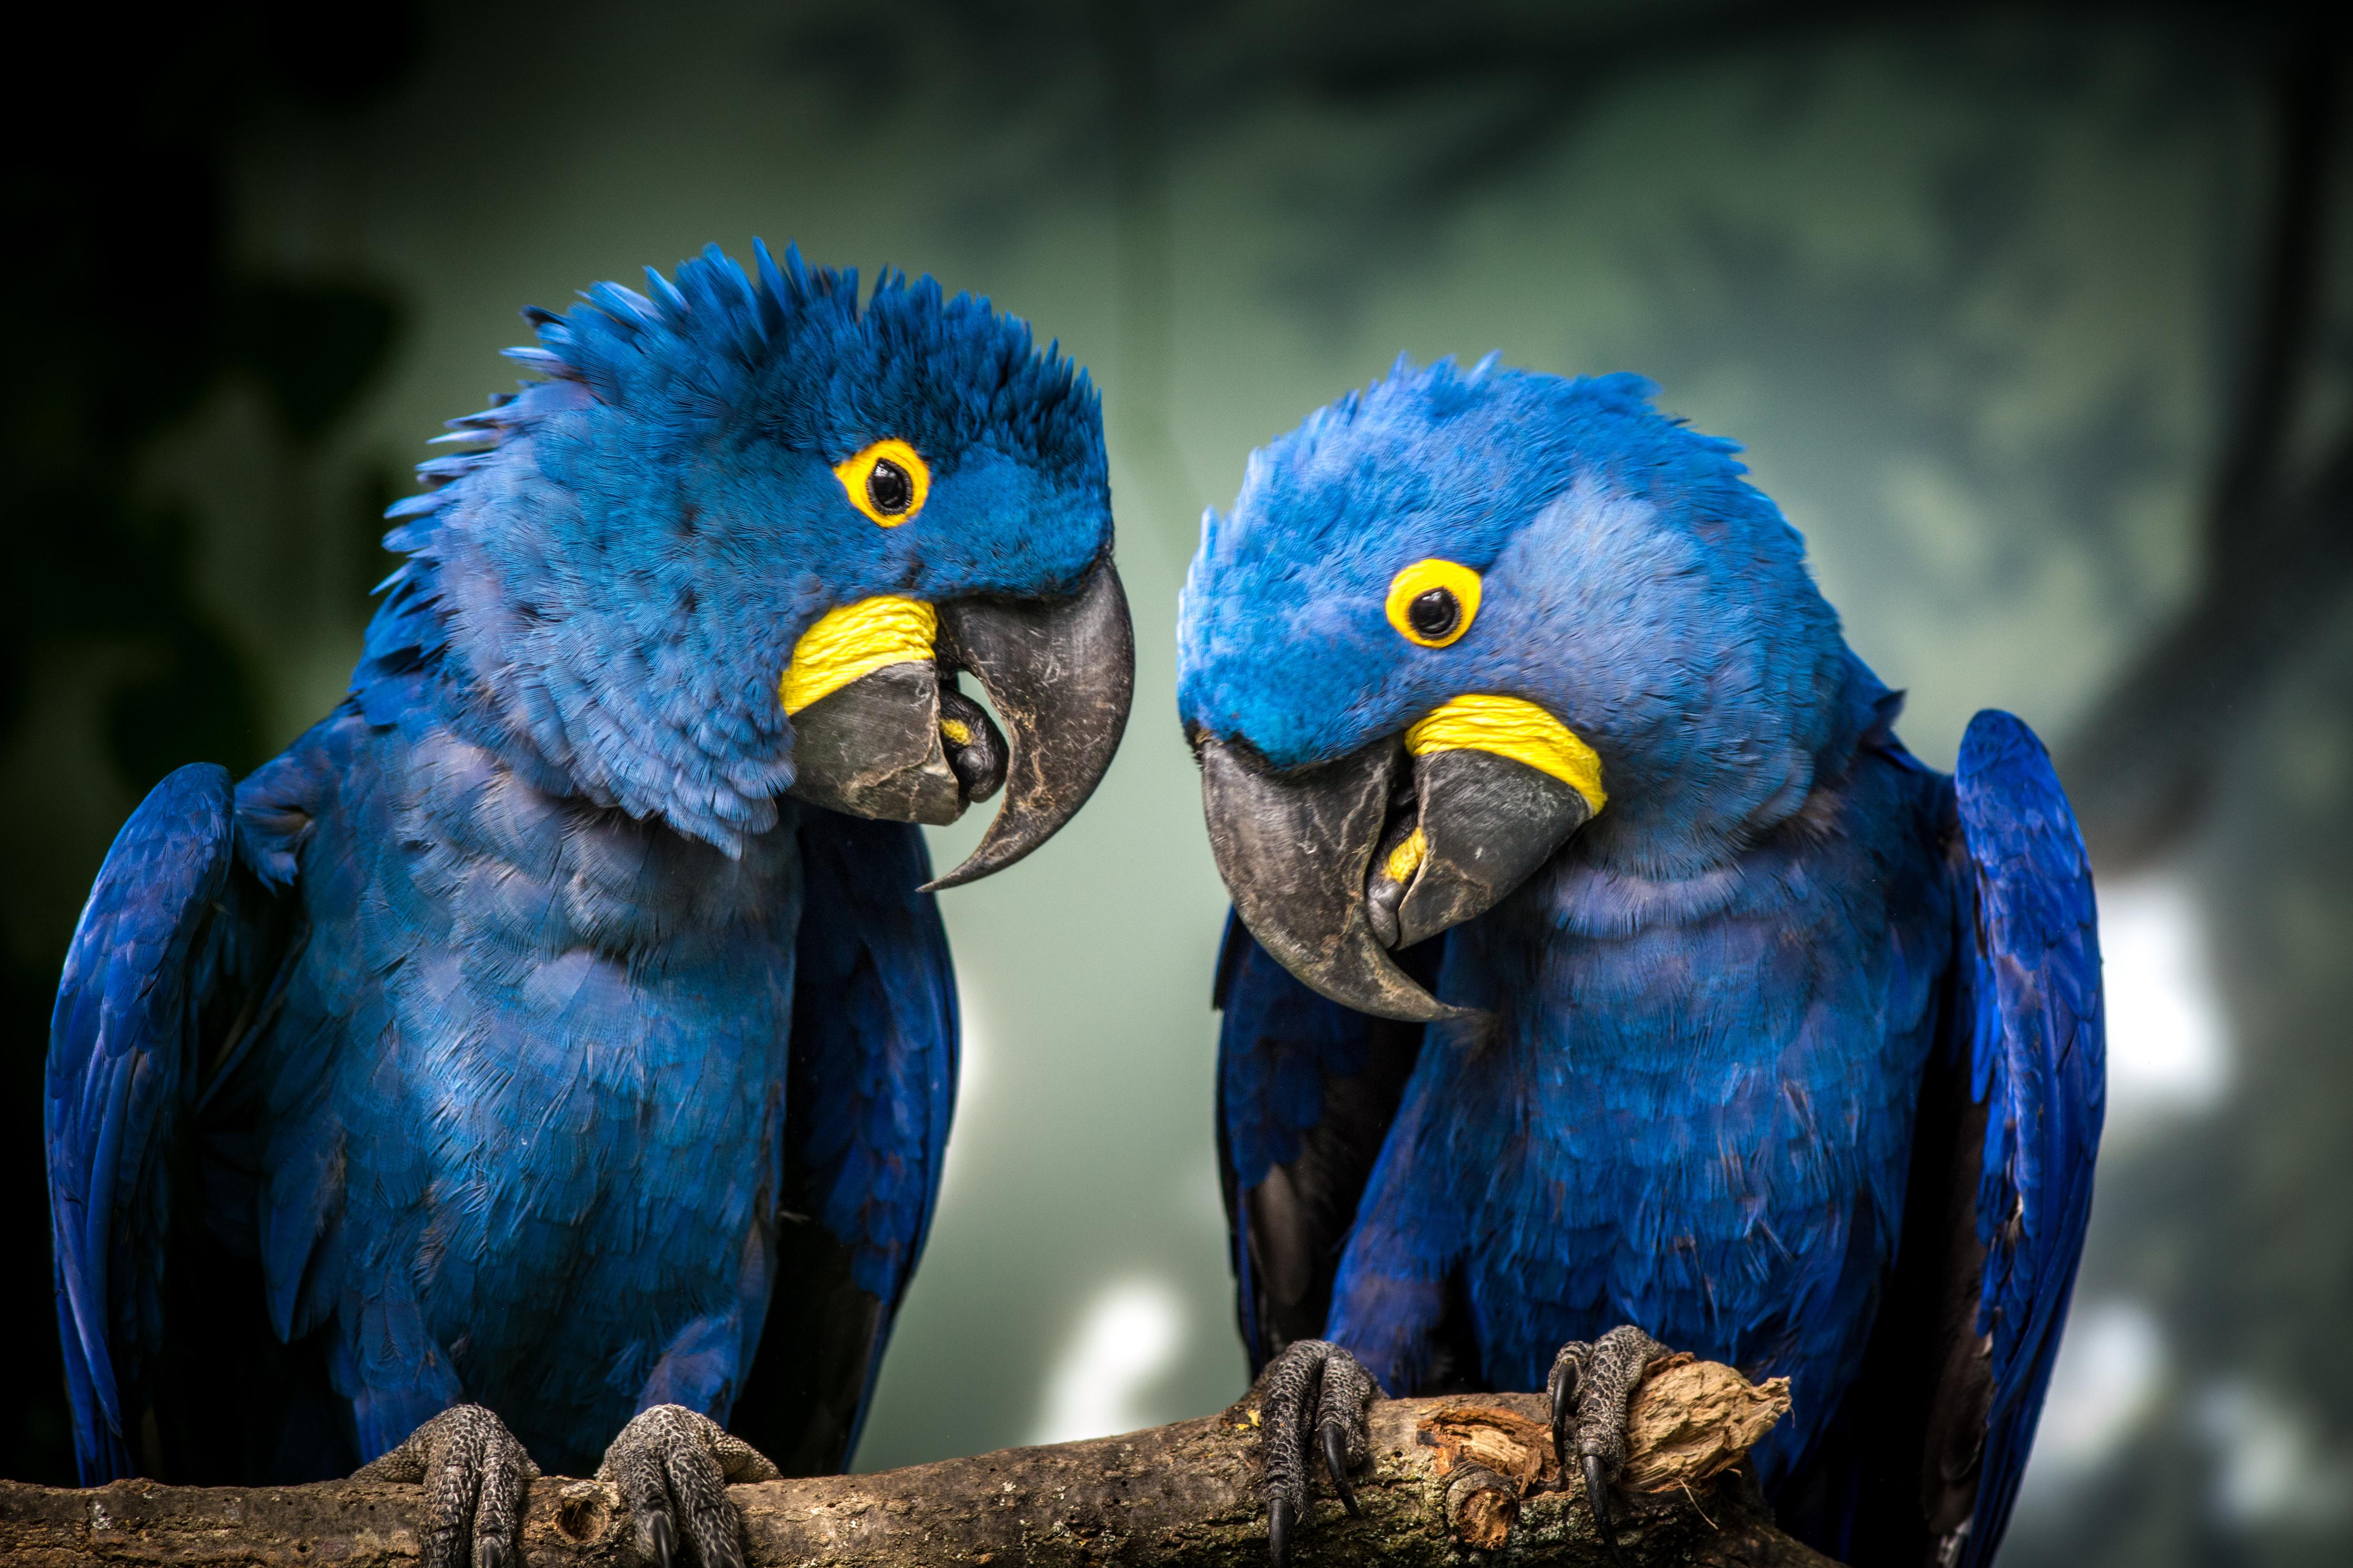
left=0, top=1360, right=1831, bottom=1566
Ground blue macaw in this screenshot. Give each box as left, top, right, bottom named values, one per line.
left=47, top=243, right=1133, bottom=1567
left=1178, top=360, right=2103, bottom=1567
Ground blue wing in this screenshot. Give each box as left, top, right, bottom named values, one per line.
left=46, top=764, right=282, bottom=1482
left=1811, top=711, right=2106, bottom=1562
left=1214, top=911, right=1442, bottom=1373
left=1942, top=709, right=2106, bottom=1565
left=729, top=808, right=957, bottom=1475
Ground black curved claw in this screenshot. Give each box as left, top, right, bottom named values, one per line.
left=1584, top=1452, right=1626, bottom=1567
left=1548, top=1324, right=1661, bottom=1563
left=648, top=1512, right=675, bottom=1568
left=1255, top=1339, right=1379, bottom=1566
left=1269, top=1494, right=1295, bottom=1567
left=1323, top=1422, right=1361, bottom=1518
left=1550, top=1355, right=1579, bottom=1481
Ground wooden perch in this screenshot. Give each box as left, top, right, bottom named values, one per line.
left=0, top=1358, right=1832, bottom=1566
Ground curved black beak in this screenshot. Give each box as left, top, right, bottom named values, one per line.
left=927, top=555, right=1134, bottom=888
left=1200, top=740, right=1465, bottom=1021
left=1199, top=731, right=1592, bottom=1020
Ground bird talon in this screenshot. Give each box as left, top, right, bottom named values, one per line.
left=597, top=1404, right=770, bottom=1568
left=1547, top=1340, right=1586, bottom=1484
left=1585, top=1450, right=1632, bottom=1566
left=1322, top=1422, right=1361, bottom=1518
left=1269, top=1494, right=1295, bottom=1567
left=1252, top=1340, right=1379, bottom=1564
left=351, top=1404, right=533, bottom=1568
left=1545, top=1328, right=1661, bottom=1563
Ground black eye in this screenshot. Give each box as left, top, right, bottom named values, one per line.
left=1407, top=587, right=1460, bottom=642
left=867, top=457, right=913, bottom=515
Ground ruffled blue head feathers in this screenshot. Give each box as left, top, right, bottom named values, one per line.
left=359, top=242, right=1111, bottom=854
left=1178, top=356, right=1859, bottom=877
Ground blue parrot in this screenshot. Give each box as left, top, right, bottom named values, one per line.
left=1178, top=359, right=2102, bottom=1567
left=47, top=242, right=1133, bottom=1567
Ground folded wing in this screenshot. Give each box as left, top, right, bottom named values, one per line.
left=47, top=764, right=284, bottom=1482
left=1938, top=709, right=2106, bottom=1565
left=1213, top=912, right=1442, bottom=1374
left=1813, top=710, right=2105, bottom=1565
left=729, top=809, right=958, bottom=1474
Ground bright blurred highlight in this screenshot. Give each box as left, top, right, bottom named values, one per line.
left=2097, top=870, right=2230, bottom=1132
left=2017, top=1298, right=2167, bottom=1510
left=2195, top=1380, right=2353, bottom=1528
left=1032, top=1278, right=1189, bottom=1444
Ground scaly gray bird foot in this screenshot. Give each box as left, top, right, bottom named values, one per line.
left=1252, top=1339, right=1381, bottom=1567
left=1548, top=1325, right=1669, bottom=1565
left=597, top=1404, right=781, bottom=1568
left=354, top=1403, right=541, bottom=1568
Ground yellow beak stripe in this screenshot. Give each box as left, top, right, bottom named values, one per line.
left=1404, top=694, right=1607, bottom=816
left=780, top=595, right=937, bottom=715
left=1382, top=827, right=1429, bottom=885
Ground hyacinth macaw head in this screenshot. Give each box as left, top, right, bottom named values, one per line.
left=1177, top=357, right=1852, bottom=1018
left=365, top=241, right=1130, bottom=882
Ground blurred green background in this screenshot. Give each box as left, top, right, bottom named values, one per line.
left=6, top=4, right=2350, bottom=1564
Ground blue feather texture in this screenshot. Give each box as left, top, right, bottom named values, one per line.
left=1187, top=358, right=2103, bottom=1565
left=370, top=240, right=1106, bottom=856
left=47, top=765, right=240, bottom=1478
left=1947, top=711, right=2105, bottom=1568
left=48, top=242, right=1107, bottom=1482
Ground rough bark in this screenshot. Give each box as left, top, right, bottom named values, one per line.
left=0, top=1359, right=1833, bottom=1567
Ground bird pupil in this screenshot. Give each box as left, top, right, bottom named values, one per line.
left=868, top=458, right=913, bottom=514
left=1408, top=588, right=1459, bottom=640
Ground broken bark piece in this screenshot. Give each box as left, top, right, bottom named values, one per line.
left=1622, top=1353, right=1794, bottom=1494
left=1417, top=1354, right=1791, bottom=1503
left=1418, top=1403, right=1558, bottom=1489
left=1409, top=1353, right=1795, bottom=1555
left=1446, top=1462, right=1523, bottom=1549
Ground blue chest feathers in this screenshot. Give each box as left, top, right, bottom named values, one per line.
left=233, top=704, right=803, bottom=1471
left=1330, top=749, right=1955, bottom=1482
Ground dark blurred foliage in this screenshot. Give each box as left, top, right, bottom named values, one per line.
left=0, top=3, right=423, bottom=1485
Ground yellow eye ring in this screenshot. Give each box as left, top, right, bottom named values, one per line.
left=833, top=439, right=931, bottom=527
left=1384, top=559, right=1482, bottom=648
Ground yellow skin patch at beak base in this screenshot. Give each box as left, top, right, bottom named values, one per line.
left=1405, top=694, right=1607, bottom=815
left=780, top=595, right=938, bottom=715
left=1381, top=827, right=1428, bottom=885
left=940, top=717, right=973, bottom=747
